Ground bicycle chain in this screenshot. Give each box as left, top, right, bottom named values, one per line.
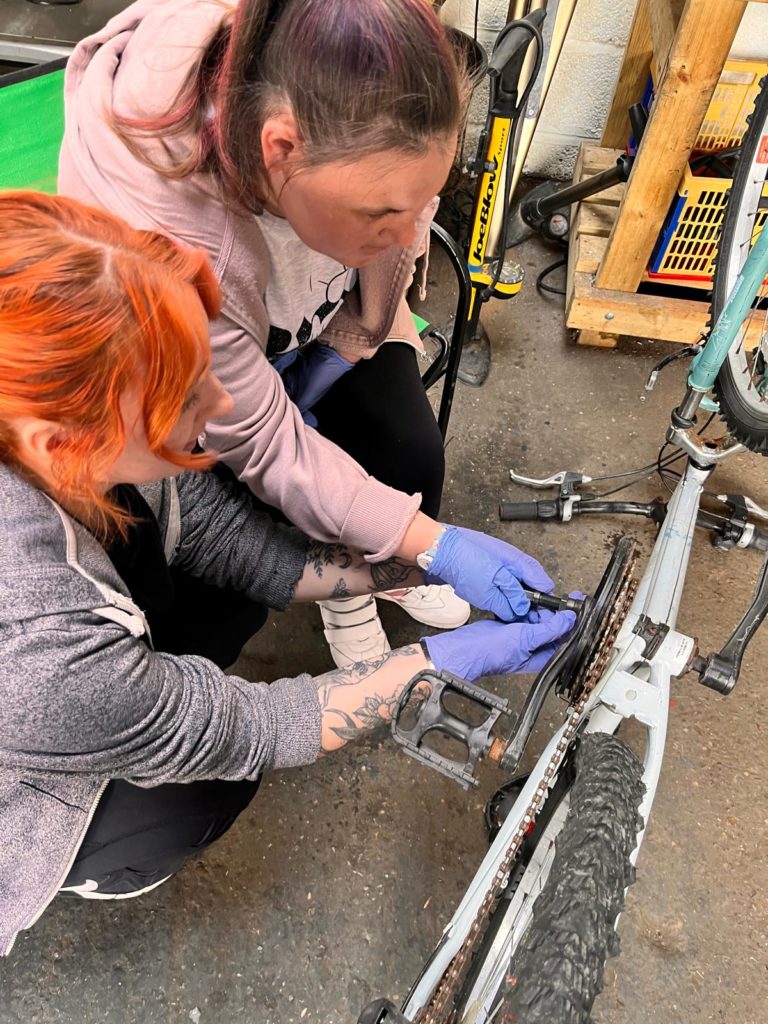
left=415, top=558, right=638, bottom=1024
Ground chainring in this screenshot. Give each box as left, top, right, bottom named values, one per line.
left=554, top=535, right=638, bottom=702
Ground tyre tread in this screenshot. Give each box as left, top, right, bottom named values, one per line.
left=495, top=733, right=645, bottom=1024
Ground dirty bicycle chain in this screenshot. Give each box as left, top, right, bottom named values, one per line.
left=415, top=554, right=638, bottom=1024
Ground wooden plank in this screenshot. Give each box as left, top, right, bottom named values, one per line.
left=601, top=0, right=653, bottom=148
left=579, top=203, right=617, bottom=237
left=648, top=0, right=686, bottom=83
left=582, top=147, right=625, bottom=174
left=576, top=331, right=619, bottom=348
left=580, top=145, right=626, bottom=205
left=568, top=269, right=764, bottom=347
left=581, top=143, right=626, bottom=204
left=582, top=185, right=624, bottom=207
left=576, top=234, right=609, bottom=275
left=597, top=0, right=746, bottom=294
left=566, top=143, right=587, bottom=312
left=568, top=269, right=708, bottom=342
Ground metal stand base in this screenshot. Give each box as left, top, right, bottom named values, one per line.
left=457, top=321, right=491, bottom=387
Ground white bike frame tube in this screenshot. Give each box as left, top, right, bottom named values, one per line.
left=624, top=461, right=713, bottom=632
left=402, top=459, right=710, bottom=1019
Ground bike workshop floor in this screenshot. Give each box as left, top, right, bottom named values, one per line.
left=1, top=237, right=765, bottom=1024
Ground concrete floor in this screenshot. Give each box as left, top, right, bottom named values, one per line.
left=1, top=238, right=766, bottom=1023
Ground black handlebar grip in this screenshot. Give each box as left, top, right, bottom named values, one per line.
left=488, top=10, right=545, bottom=78
left=499, top=500, right=547, bottom=521
left=750, top=528, right=768, bottom=552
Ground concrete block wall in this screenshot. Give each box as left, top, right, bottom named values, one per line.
left=525, top=0, right=634, bottom=178
left=440, top=0, right=768, bottom=181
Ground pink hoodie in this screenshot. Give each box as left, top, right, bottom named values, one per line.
left=59, top=0, right=436, bottom=560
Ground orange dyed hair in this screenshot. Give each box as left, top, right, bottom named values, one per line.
left=0, top=191, right=221, bottom=535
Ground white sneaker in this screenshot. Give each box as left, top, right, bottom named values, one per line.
left=378, top=584, right=471, bottom=629
left=318, top=595, right=391, bottom=668
left=59, top=874, right=173, bottom=900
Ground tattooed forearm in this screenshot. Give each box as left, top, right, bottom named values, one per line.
left=369, top=557, right=419, bottom=592
left=318, top=645, right=418, bottom=693
left=325, top=688, right=427, bottom=743
left=315, top=644, right=430, bottom=752
left=292, top=542, right=423, bottom=603
left=330, top=577, right=351, bottom=599
left=305, top=541, right=353, bottom=577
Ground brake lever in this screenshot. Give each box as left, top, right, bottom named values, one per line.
left=717, top=493, right=768, bottom=521
left=509, top=469, right=592, bottom=489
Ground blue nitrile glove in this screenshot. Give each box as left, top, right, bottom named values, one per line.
left=424, top=526, right=555, bottom=622
left=279, top=343, right=355, bottom=427
left=422, top=607, right=576, bottom=682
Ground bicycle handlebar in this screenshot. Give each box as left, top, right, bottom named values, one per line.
left=497, top=500, right=550, bottom=520
left=499, top=498, right=768, bottom=551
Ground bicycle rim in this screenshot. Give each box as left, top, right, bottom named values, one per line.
left=712, top=73, right=768, bottom=453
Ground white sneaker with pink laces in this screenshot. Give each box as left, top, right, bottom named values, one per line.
left=378, top=584, right=471, bottom=629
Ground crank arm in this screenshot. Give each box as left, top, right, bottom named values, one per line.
left=358, top=999, right=412, bottom=1024
left=695, top=546, right=768, bottom=693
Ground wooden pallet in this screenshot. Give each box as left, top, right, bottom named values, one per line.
left=566, top=0, right=762, bottom=349
left=566, top=144, right=713, bottom=349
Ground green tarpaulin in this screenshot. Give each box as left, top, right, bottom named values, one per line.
left=0, top=66, right=65, bottom=194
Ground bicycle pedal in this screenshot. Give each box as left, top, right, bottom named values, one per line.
left=391, top=670, right=509, bottom=790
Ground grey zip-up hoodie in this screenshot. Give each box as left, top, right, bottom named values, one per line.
left=0, top=463, right=321, bottom=956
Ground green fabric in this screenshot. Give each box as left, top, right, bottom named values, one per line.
left=412, top=312, right=429, bottom=335
left=0, top=69, right=65, bottom=194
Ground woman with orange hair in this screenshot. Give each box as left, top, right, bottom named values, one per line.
left=0, top=192, right=575, bottom=954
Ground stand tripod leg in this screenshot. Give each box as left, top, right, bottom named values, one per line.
left=457, top=319, right=492, bottom=387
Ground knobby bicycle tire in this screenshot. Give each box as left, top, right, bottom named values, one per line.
left=712, top=74, right=768, bottom=454
left=483, top=732, right=645, bottom=1024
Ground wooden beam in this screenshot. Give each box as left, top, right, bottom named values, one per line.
left=601, top=0, right=653, bottom=147
left=648, top=0, right=686, bottom=83
left=597, top=0, right=746, bottom=294
left=569, top=235, right=762, bottom=347
left=576, top=331, right=619, bottom=348
left=568, top=268, right=710, bottom=343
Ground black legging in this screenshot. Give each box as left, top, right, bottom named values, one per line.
left=312, top=342, right=445, bottom=518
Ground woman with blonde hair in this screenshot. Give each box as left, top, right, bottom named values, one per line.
left=0, top=192, right=575, bottom=954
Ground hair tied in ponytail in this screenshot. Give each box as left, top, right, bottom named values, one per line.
left=244, top=0, right=287, bottom=80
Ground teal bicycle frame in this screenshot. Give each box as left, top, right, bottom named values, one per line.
left=687, top=210, right=768, bottom=395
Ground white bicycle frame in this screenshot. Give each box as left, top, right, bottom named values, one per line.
left=402, top=452, right=723, bottom=1019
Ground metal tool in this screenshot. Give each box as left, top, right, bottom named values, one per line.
left=522, top=588, right=584, bottom=614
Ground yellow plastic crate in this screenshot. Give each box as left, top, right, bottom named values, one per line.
left=696, top=60, right=768, bottom=153
left=647, top=165, right=768, bottom=288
